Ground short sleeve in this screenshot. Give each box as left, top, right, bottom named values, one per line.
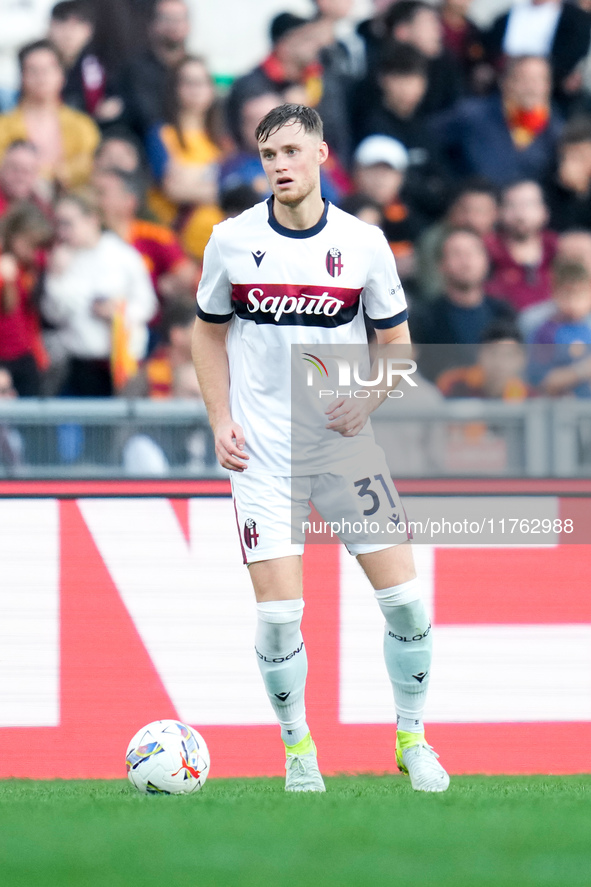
left=362, top=230, right=408, bottom=329
left=195, top=231, right=234, bottom=323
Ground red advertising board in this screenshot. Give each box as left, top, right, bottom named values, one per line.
left=0, top=479, right=589, bottom=779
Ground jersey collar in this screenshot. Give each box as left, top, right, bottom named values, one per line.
left=266, top=197, right=329, bottom=239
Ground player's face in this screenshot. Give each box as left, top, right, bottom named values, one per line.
left=258, top=122, right=328, bottom=208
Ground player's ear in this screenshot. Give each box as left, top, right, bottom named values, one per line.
left=318, top=141, right=329, bottom=167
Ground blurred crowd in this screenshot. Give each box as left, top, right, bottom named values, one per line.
left=3, top=0, right=591, bottom=424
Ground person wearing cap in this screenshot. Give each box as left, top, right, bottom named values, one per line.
left=352, top=134, right=424, bottom=284
left=225, top=11, right=352, bottom=163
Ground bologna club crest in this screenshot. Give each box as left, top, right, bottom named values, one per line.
left=244, top=518, right=259, bottom=549
left=326, top=247, right=343, bottom=277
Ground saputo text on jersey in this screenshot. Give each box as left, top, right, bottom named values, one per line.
left=247, top=287, right=345, bottom=320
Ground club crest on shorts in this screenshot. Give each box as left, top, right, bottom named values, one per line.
left=326, top=247, right=343, bottom=277
left=244, top=518, right=259, bottom=549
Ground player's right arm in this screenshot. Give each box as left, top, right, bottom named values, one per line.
left=192, top=229, right=248, bottom=472
left=191, top=318, right=248, bottom=471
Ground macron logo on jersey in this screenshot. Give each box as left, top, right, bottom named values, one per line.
left=231, top=284, right=363, bottom=327
left=252, top=250, right=265, bottom=267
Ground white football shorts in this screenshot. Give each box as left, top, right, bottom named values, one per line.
left=230, top=446, right=410, bottom=564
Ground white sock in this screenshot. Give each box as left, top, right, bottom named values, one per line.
left=374, top=578, right=432, bottom=734
left=255, top=599, right=309, bottom=746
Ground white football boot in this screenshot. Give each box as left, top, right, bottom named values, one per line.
left=285, top=746, right=326, bottom=792
left=396, top=739, right=450, bottom=792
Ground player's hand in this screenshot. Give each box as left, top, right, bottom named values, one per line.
left=324, top=397, right=372, bottom=437
left=214, top=420, right=249, bottom=471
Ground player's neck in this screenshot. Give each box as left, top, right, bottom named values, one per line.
left=271, top=193, right=326, bottom=231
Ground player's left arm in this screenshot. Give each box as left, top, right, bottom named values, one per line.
left=326, top=228, right=411, bottom=437
left=324, top=321, right=412, bottom=437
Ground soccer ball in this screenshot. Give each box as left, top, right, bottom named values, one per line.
left=126, top=720, right=210, bottom=794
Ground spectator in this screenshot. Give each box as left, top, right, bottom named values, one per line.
left=410, top=227, right=515, bottom=379
left=145, top=55, right=223, bottom=231
left=437, top=320, right=529, bottom=399
left=92, top=130, right=149, bottom=185
left=48, top=0, right=123, bottom=126
left=94, top=167, right=197, bottom=314
left=354, top=0, right=395, bottom=74
left=0, top=40, right=100, bottom=192
left=0, top=140, right=50, bottom=215
left=440, top=0, right=489, bottom=93
left=485, top=179, right=558, bottom=311
left=519, top=228, right=591, bottom=337
left=42, top=192, right=157, bottom=396
left=0, top=202, right=53, bottom=395
left=352, top=134, right=424, bottom=282
left=0, top=0, right=54, bottom=112
left=485, top=0, right=591, bottom=111
left=312, top=0, right=366, bottom=79
left=379, top=1, right=462, bottom=114
left=432, top=55, right=562, bottom=186
left=555, top=228, right=591, bottom=273
left=442, top=179, right=500, bottom=237
left=121, top=358, right=210, bottom=475
left=120, top=0, right=190, bottom=139
left=226, top=12, right=351, bottom=164
left=356, top=43, right=428, bottom=144
left=417, top=177, right=499, bottom=298
left=177, top=183, right=262, bottom=271
left=90, top=0, right=152, bottom=77
left=340, top=193, right=383, bottom=227
left=218, top=184, right=260, bottom=219
left=122, top=336, right=209, bottom=476
left=545, top=115, right=591, bottom=232
left=355, top=43, right=451, bottom=219
left=529, top=258, right=591, bottom=396
left=0, top=366, right=23, bottom=473
left=123, top=299, right=195, bottom=399
left=219, top=91, right=282, bottom=198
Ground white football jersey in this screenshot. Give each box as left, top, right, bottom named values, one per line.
left=196, top=198, right=407, bottom=474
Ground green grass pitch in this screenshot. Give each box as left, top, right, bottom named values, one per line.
left=1, top=776, right=590, bottom=886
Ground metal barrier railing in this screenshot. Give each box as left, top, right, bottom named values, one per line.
left=0, top=399, right=216, bottom=478
left=0, top=397, right=589, bottom=478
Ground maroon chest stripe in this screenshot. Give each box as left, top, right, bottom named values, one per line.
left=231, top=283, right=363, bottom=328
